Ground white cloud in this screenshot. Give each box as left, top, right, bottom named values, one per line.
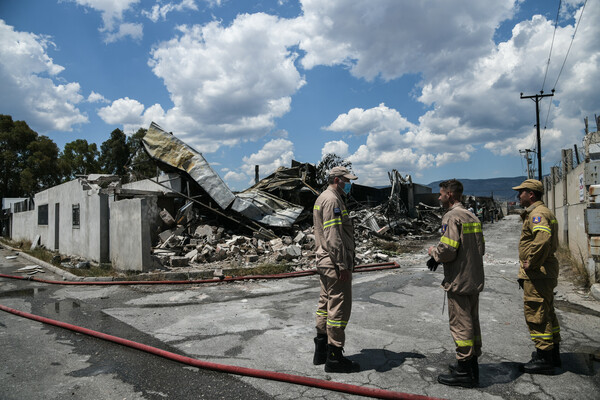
left=316, top=0, right=598, bottom=183
left=68, top=0, right=141, bottom=41
left=98, top=97, right=144, bottom=124
left=295, top=0, right=516, bottom=81
left=147, top=13, right=306, bottom=150
left=325, top=103, right=415, bottom=135
left=87, top=91, right=109, bottom=103
left=104, top=22, right=143, bottom=43
left=223, top=170, right=247, bottom=182
left=0, top=20, right=87, bottom=131
left=142, top=0, right=199, bottom=22
left=321, top=140, right=349, bottom=158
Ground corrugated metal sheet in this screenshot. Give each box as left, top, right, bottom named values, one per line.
left=142, top=122, right=236, bottom=210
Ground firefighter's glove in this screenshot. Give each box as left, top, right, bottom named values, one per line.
left=427, top=257, right=440, bottom=271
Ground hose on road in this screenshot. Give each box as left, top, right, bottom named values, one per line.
left=0, top=303, right=443, bottom=400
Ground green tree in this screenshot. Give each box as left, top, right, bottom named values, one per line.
left=99, top=128, right=130, bottom=177
left=59, top=139, right=101, bottom=181
left=20, top=135, right=61, bottom=195
left=0, top=115, right=41, bottom=197
left=315, top=153, right=353, bottom=188
left=126, top=128, right=156, bottom=181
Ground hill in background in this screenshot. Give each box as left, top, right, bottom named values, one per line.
left=427, top=176, right=527, bottom=200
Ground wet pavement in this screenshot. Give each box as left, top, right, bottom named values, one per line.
left=1, top=215, right=599, bottom=399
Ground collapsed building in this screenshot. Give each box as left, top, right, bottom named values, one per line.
left=4, top=122, right=503, bottom=273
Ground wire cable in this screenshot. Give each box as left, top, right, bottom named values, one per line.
left=541, top=0, right=562, bottom=92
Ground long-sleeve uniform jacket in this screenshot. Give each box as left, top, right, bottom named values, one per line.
left=313, top=187, right=355, bottom=271
left=430, top=203, right=485, bottom=295
left=518, top=201, right=559, bottom=280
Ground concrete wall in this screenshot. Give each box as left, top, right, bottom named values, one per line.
left=546, top=157, right=600, bottom=283
left=11, top=179, right=109, bottom=263
left=110, top=197, right=157, bottom=272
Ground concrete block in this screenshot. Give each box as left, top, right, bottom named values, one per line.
left=293, top=231, right=306, bottom=244
left=590, top=246, right=600, bottom=256
left=590, top=284, right=600, bottom=301
left=170, top=256, right=188, bottom=267
left=159, top=208, right=176, bottom=226
left=245, top=254, right=258, bottom=263
left=286, top=244, right=302, bottom=257
left=375, top=253, right=390, bottom=261
left=185, top=249, right=198, bottom=259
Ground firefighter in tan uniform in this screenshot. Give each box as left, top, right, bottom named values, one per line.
left=428, top=179, right=485, bottom=388
left=513, top=179, right=561, bottom=375
left=312, top=166, right=360, bottom=373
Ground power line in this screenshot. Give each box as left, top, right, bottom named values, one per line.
left=540, top=1, right=587, bottom=146
left=552, top=0, right=587, bottom=90
left=541, top=0, right=562, bottom=92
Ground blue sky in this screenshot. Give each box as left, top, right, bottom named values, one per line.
left=1, top=0, right=598, bottom=191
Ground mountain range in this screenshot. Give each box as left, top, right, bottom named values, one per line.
left=426, top=176, right=527, bottom=201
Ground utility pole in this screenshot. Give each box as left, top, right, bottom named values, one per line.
left=520, top=90, right=554, bottom=181
left=519, top=149, right=535, bottom=179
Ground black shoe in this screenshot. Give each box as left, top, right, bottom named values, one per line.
left=520, top=348, right=555, bottom=375
left=553, top=344, right=562, bottom=368
left=449, top=356, right=479, bottom=383
left=438, top=359, right=476, bottom=388
left=324, top=344, right=360, bottom=373
left=313, top=335, right=327, bottom=365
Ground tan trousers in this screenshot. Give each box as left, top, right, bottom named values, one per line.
left=523, top=279, right=561, bottom=350
left=315, top=267, right=352, bottom=348
left=447, top=292, right=482, bottom=361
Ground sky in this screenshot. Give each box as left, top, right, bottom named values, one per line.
left=1, top=0, right=599, bottom=191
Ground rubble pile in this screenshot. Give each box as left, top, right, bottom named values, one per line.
left=149, top=198, right=444, bottom=273
left=151, top=220, right=318, bottom=271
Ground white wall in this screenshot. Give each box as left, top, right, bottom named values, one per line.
left=10, top=179, right=109, bottom=262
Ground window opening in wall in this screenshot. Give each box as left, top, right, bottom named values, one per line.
left=38, top=204, right=48, bottom=225
left=72, top=204, right=80, bottom=228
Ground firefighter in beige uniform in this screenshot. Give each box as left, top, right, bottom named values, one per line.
left=513, top=179, right=561, bottom=375
left=428, top=179, right=485, bottom=388
left=312, top=166, right=360, bottom=373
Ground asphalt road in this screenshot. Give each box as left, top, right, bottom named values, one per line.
left=1, top=215, right=599, bottom=400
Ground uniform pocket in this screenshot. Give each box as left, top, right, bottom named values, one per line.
left=523, top=296, right=545, bottom=324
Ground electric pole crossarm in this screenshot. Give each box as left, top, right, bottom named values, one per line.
left=520, top=90, right=555, bottom=181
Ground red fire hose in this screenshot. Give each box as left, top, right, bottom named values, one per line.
left=0, top=304, right=443, bottom=400
left=0, top=262, right=401, bottom=286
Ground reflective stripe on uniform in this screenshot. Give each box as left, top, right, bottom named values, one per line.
left=342, top=210, right=348, bottom=216
left=316, top=310, right=327, bottom=317
left=462, top=222, right=482, bottom=234
left=441, top=236, right=460, bottom=248
left=327, top=319, right=348, bottom=328
left=532, top=225, right=552, bottom=234
left=552, top=326, right=560, bottom=333
left=550, top=219, right=558, bottom=224
left=455, top=339, right=474, bottom=347
left=323, top=217, right=342, bottom=229
left=531, top=333, right=553, bottom=340
left=313, top=205, right=320, bottom=211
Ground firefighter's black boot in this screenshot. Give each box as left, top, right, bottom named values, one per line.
left=324, top=344, right=360, bottom=373
left=449, top=356, right=479, bottom=384
left=313, top=334, right=327, bottom=365
left=438, top=359, right=476, bottom=388
left=520, top=348, right=555, bottom=375
left=552, top=344, right=562, bottom=368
